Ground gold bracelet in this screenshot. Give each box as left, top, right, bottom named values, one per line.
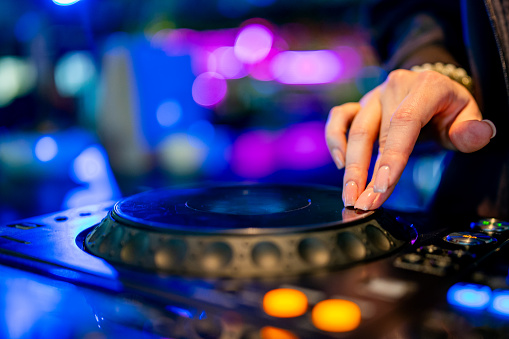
left=410, top=62, right=473, bottom=92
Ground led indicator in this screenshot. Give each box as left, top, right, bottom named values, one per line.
left=447, top=283, right=491, bottom=310
left=311, top=299, right=361, bottom=333
left=262, top=288, right=308, bottom=318
left=490, top=290, right=509, bottom=316
left=260, top=326, right=299, bottom=339
left=52, top=0, right=80, bottom=5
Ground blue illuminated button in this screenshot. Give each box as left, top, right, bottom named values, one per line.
left=447, top=283, right=491, bottom=310
left=489, top=290, right=509, bottom=316
left=471, top=218, right=509, bottom=233
left=444, top=232, right=495, bottom=246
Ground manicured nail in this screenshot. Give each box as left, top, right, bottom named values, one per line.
left=373, top=165, right=390, bottom=193
left=343, top=181, right=358, bottom=207
left=354, top=188, right=376, bottom=211
left=482, top=119, right=497, bottom=139
left=332, top=148, right=345, bottom=169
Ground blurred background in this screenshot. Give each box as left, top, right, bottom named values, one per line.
left=0, top=0, right=446, bottom=223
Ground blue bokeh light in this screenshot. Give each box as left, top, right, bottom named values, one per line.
left=34, top=136, right=58, bottom=162
left=489, top=290, right=509, bottom=317
left=52, top=0, right=80, bottom=6
left=447, top=283, right=492, bottom=310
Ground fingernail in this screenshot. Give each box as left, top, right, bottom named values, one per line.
left=332, top=148, right=345, bottom=169
left=354, top=188, right=376, bottom=211
left=482, top=119, right=497, bottom=139
left=373, top=165, right=390, bottom=193
left=343, top=181, right=358, bottom=207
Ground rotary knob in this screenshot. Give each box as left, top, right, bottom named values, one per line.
left=444, top=232, right=495, bottom=246
left=471, top=218, right=509, bottom=233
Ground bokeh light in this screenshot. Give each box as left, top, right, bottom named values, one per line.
left=230, top=130, right=275, bottom=178
left=72, top=146, right=107, bottom=183
left=208, top=47, right=247, bottom=79
left=275, top=121, right=331, bottom=170
left=270, top=50, right=341, bottom=84
left=156, top=99, right=183, bottom=127
left=355, top=65, right=387, bottom=94
left=52, top=0, right=80, bottom=6
left=192, top=72, right=227, bottom=107
left=157, top=133, right=208, bottom=176
left=490, top=290, right=509, bottom=316
left=34, top=137, right=58, bottom=163
left=311, top=299, right=361, bottom=332
left=0, top=57, right=37, bottom=107
left=234, top=24, right=273, bottom=64
left=260, top=326, right=299, bottom=339
left=55, top=51, right=96, bottom=97
left=447, top=283, right=492, bottom=310
left=262, top=288, right=308, bottom=318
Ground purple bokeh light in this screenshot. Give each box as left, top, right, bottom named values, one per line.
left=275, top=121, right=331, bottom=170
left=230, top=130, right=276, bottom=178
left=270, top=50, right=341, bottom=84
left=192, top=72, right=228, bottom=107
left=234, top=24, right=274, bottom=64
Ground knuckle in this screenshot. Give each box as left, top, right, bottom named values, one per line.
left=391, top=108, right=416, bottom=124
left=347, top=126, right=372, bottom=141
left=416, top=70, right=448, bottom=85
left=385, top=69, right=412, bottom=84
left=328, top=102, right=358, bottom=116
left=344, top=163, right=368, bottom=177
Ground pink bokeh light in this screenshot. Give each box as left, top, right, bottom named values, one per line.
left=234, top=24, right=274, bottom=64
left=270, top=50, right=341, bottom=85
left=192, top=72, right=228, bottom=107
left=208, top=46, right=248, bottom=79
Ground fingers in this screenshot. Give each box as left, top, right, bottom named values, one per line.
left=354, top=71, right=491, bottom=211
left=325, top=102, right=361, bottom=169
left=330, top=69, right=496, bottom=211
left=342, top=90, right=382, bottom=207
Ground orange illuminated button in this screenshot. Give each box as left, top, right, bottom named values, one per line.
left=311, top=299, right=361, bottom=332
left=260, top=326, right=299, bottom=339
left=262, top=288, right=308, bottom=318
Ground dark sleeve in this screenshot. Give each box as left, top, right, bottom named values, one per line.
left=363, top=0, right=468, bottom=70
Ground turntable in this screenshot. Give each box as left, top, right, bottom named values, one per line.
left=1, top=183, right=509, bottom=338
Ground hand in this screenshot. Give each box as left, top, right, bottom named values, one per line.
left=325, top=69, right=497, bottom=210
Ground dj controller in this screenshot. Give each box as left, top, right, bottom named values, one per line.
left=1, top=183, right=509, bottom=338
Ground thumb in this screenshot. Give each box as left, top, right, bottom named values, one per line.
left=449, top=119, right=496, bottom=153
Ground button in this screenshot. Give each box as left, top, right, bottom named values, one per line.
left=252, top=242, right=281, bottom=268
left=365, top=225, right=390, bottom=251
left=260, top=326, right=299, bottom=339
left=401, top=253, right=423, bottom=264
left=201, top=242, right=233, bottom=271
left=263, top=288, right=308, bottom=318
left=311, top=299, right=361, bottom=332
left=337, top=232, right=366, bottom=261
left=298, top=238, right=330, bottom=266
left=471, top=218, right=509, bottom=233
left=444, top=232, right=495, bottom=246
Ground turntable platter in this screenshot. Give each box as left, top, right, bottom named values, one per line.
left=85, top=183, right=413, bottom=277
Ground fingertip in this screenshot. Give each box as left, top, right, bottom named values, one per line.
left=450, top=119, right=495, bottom=153
left=482, top=119, right=497, bottom=139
